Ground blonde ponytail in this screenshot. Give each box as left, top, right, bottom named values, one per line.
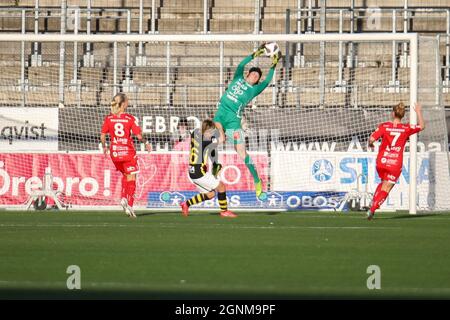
left=111, top=93, right=127, bottom=115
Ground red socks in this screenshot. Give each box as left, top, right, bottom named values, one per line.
left=121, top=176, right=127, bottom=199
left=370, top=185, right=389, bottom=213
left=121, top=176, right=137, bottom=207
left=373, top=183, right=382, bottom=198
left=126, top=180, right=136, bottom=207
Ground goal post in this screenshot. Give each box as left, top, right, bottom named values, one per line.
left=409, top=34, right=419, bottom=215
left=0, top=32, right=448, bottom=213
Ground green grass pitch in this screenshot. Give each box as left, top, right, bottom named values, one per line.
left=0, top=210, right=450, bottom=299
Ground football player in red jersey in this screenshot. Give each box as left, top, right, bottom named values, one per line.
left=100, top=93, right=151, bottom=218
left=367, top=102, right=425, bottom=220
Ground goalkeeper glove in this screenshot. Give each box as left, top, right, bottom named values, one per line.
left=252, top=43, right=266, bottom=59
left=212, top=163, right=222, bottom=177
left=270, top=51, right=282, bottom=68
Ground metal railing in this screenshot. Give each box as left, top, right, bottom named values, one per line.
left=285, top=6, right=450, bottom=105
left=1, top=2, right=450, bottom=107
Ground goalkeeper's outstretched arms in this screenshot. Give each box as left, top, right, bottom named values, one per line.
left=252, top=43, right=266, bottom=59
left=254, top=51, right=282, bottom=95
left=233, top=43, right=267, bottom=80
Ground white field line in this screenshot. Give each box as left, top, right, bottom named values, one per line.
left=159, top=223, right=402, bottom=230
left=2, top=210, right=449, bottom=220
left=271, top=214, right=450, bottom=221
left=241, top=214, right=450, bottom=221
left=0, top=222, right=401, bottom=230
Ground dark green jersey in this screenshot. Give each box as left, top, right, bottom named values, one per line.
left=188, top=128, right=219, bottom=179
left=218, top=54, right=275, bottom=119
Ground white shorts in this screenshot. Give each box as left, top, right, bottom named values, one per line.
left=190, top=173, right=220, bottom=193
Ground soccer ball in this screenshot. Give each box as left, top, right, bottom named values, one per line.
left=264, top=42, right=280, bottom=57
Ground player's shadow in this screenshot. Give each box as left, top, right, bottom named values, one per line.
left=135, top=212, right=163, bottom=217
left=388, top=213, right=440, bottom=219
left=135, top=211, right=284, bottom=217
left=206, top=212, right=283, bottom=216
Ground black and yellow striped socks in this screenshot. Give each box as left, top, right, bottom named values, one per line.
left=187, top=193, right=209, bottom=207
left=218, top=192, right=227, bottom=212
left=186, top=192, right=227, bottom=211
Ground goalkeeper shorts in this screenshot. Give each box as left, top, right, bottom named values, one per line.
left=189, top=173, right=220, bottom=193
left=213, top=108, right=245, bottom=145
left=224, top=128, right=245, bottom=145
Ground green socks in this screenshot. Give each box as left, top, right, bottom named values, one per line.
left=245, top=154, right=260, bottom=183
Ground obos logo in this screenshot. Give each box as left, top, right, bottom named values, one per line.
left=311, top=159, right=333, bottom=182
left=263, top=192, right=284, bottom=207
left=160, top=191, right=185, bottom=206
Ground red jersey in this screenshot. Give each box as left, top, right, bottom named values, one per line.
left=371, top=122, right=422, bottom=169
left=101, top=113, right=141, bottom=161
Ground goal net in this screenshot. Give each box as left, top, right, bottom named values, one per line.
left=0, top=33, right=449, bottom=213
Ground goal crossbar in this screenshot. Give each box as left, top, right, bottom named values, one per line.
left=0, top=32, right=419, bottom=44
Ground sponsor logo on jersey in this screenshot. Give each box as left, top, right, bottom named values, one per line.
left=311, top=159, right=333, bottom=182
left=117, top=151, right=129, bottom=156
left=384, top=152, right=399, bottom=158
left=387, top=174, right=397, bottom=181
left=381, top=157, right=387, bottom=164
left=112, top=152, right=118, bottom=157
left=388, top=152, right=399, bottom=158
left=113, top=137, right=128, bottom=144
left=386, top=159, right=398, bottom=165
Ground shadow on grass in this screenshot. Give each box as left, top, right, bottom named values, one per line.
left=206, top=212, right=284, bottom=216
left=0, top=288, right=432, bottom=300
left=135, top=212, right=162, bottom=217
left=388, top=213, right=441, bottom=220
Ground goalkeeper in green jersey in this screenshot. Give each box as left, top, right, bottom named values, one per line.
left=213, top=44, right=281, bottom=201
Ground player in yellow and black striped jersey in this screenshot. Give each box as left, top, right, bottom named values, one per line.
left=180, top=119, right=237, bottom=218
left=188, top=121, right=220, bottom=180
